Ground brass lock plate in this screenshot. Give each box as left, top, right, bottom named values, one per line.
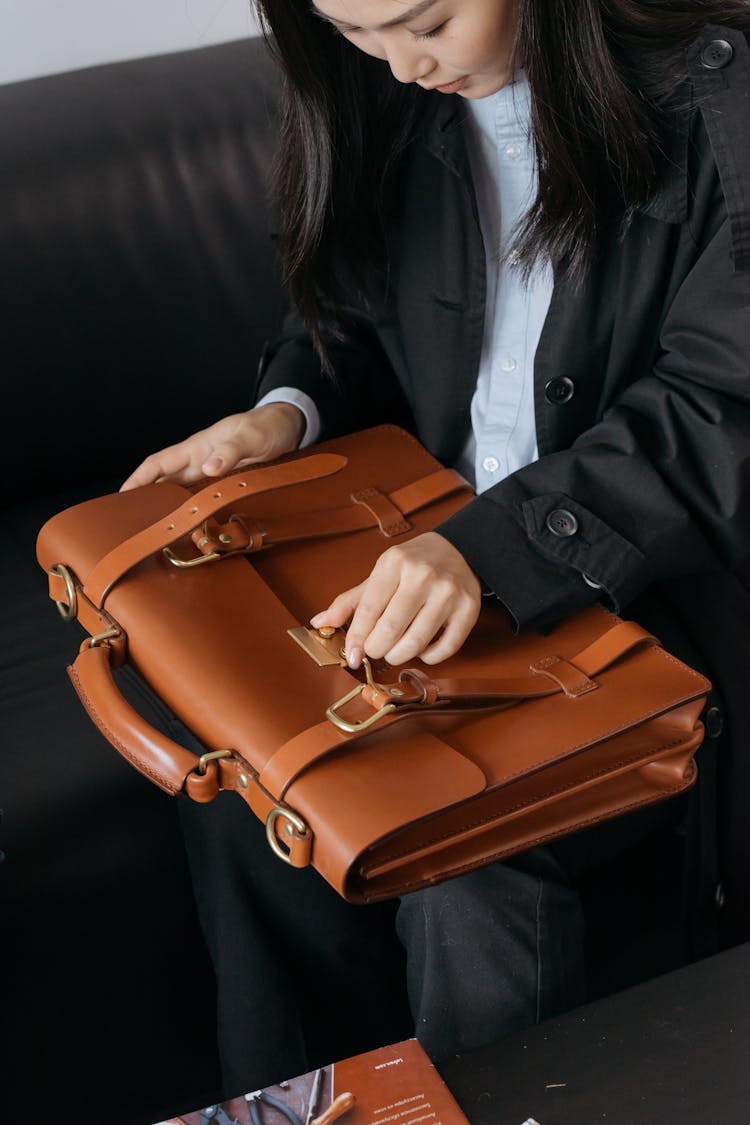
left=287, top=625, right=348, bottom=667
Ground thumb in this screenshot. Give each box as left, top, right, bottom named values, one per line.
left=310, top=584, right=366, bottom=667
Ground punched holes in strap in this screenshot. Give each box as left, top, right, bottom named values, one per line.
left=351, top=487, right=411, bottom=537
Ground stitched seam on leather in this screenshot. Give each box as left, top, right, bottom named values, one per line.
left=69, top=664, right=178, bottom=793
left=364, top=731, right=697, bottom=866
left=654, top=647, right=707, bottom=680
left=348, top=678, right=706, bottom=786
left=362, top=765, right=696, bottom=898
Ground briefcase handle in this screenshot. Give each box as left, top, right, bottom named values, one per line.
left=66, top=639, right=315, bottom=866
left=67, top=640, right=209, bottom=796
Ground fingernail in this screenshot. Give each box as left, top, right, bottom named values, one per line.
left=347, top=646, right=362, bottom=669
left=203, top=456, right=223, bottom=473
left=310, top=613, right=325, bottom=626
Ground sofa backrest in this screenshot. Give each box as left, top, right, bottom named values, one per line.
left=1, top=37, right=284, bottom=503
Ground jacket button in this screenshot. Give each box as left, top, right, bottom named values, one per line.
left=545, top=376, right=575, bottom=405
left=705, top=705, right=724, bottom=740
left=546, top=509, right=579, bottom=537
left=700, top=39, right=733, bottom=69
left=715, top=883, right=726, bottom=909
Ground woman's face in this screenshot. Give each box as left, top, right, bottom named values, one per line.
left=311, top=0, right=518, bottom=98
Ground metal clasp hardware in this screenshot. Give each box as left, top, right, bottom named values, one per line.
left=288, top=625, right=349, bottom=668
left=266, top=805, right=309, bottom=864
left=163, top=545, right=221, bottom=568
left=52, top=564, right=78, bottom=621
left=196, top=749, right=233, bottom=774
left=163, top=520, right=224, bottom=568
left=326, top=655, right=398, bottom=733
left=89, top=627, right=121, bottom=648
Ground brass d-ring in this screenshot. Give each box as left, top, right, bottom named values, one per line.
left=51, top=564, right=78, bottom=621
left=266, top=806, right=309, bottom=864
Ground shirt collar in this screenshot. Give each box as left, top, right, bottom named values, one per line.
left=421, top=80, right=689, bottom=226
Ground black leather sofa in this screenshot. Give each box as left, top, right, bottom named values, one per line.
left=0, top=33, right=718, bottom=1125
left=1, top=37, right=284, bottom=1125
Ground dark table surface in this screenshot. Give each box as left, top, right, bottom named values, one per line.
left=440, top=941, right=750, bottom=1124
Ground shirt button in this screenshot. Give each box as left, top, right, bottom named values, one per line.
left=482, top=456, right=500, bottom=473
left=500, top=355, right=517, bottom=372
left=504, top=142, right=522, bottom=159
left=546, top=509, right=579, bottom=537
left=700, top=39, right=733, bottom=69
left=545, top=376, right=575, bottom=404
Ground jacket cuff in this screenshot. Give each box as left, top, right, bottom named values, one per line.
left=436, top=489, right=646, bottom=633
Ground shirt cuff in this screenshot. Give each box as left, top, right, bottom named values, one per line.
left=255, top=387, right=322, bottom=448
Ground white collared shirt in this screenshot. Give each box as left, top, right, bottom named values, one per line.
left=454, top=71, right=552, bottom=492
left=259, top=73, right=553, bottom=495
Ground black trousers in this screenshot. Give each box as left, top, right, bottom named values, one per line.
left=177, top=791, right=585, bottom=1098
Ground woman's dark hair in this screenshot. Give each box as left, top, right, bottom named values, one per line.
left=256, top=0, right=750, bottom=357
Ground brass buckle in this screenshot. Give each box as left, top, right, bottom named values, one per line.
left=266, top=805, right=309, bottom=864
left=163, top=521, right=223, bottom=568
left=196, top=749, right=233, bottom=774
left=163, top=546, right=221, bottom=569
left=52, top=564, right=78, bottom=621
left=326, top=656, right=398, bottom=733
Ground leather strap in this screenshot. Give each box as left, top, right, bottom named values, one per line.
left=84, top=453, right=347, bottom=607
left=258, top=622, right=658, bottom=800
left=159, top=467, right=471, bottom=557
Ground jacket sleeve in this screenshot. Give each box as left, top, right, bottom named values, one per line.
left=254, top=304, right=415, bottom=439
left=438, top=85, right=750, bottom=633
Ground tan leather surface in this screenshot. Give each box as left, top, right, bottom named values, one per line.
left=37, top=424, right=710, bottom=902
left=85, top=452, right=348, bottom=606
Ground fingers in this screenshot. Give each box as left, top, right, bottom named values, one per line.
left=363, top=576, right=479, bottom=666
left=310, top=534, right=482, bottom=668
left=310, top=584, right=372, bottom=667
left=119, top=438, right=212, bottom=491
left=120, top=415, right=251, bottom=491
left=120, top=403, right=305, bottom=491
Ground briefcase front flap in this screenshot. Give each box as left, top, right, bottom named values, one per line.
left=284, top=728, right=487, bottom=892
left=346, top=721, right=702, bottom=902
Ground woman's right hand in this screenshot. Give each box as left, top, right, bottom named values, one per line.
left=120, top=402, right=306, bottom=491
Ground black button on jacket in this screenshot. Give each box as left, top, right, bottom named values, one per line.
left=258, top=25, right=750, bottom=945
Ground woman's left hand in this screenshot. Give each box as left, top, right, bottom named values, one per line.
left=309, top=532, right=483, bottom=668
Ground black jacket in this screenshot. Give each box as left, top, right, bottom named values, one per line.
left=258, top=25, right=750, bottom=948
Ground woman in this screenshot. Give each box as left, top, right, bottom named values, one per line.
left=124, top=0, right=750, bottom=1097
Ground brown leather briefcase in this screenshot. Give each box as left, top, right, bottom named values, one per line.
left=36, top=425, right=710, bottom=903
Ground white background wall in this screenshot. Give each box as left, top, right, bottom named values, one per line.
left=1, top=0, right=260, bottom=86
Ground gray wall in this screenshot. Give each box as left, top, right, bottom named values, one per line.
left=2, top=0, right=260, bottom=85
